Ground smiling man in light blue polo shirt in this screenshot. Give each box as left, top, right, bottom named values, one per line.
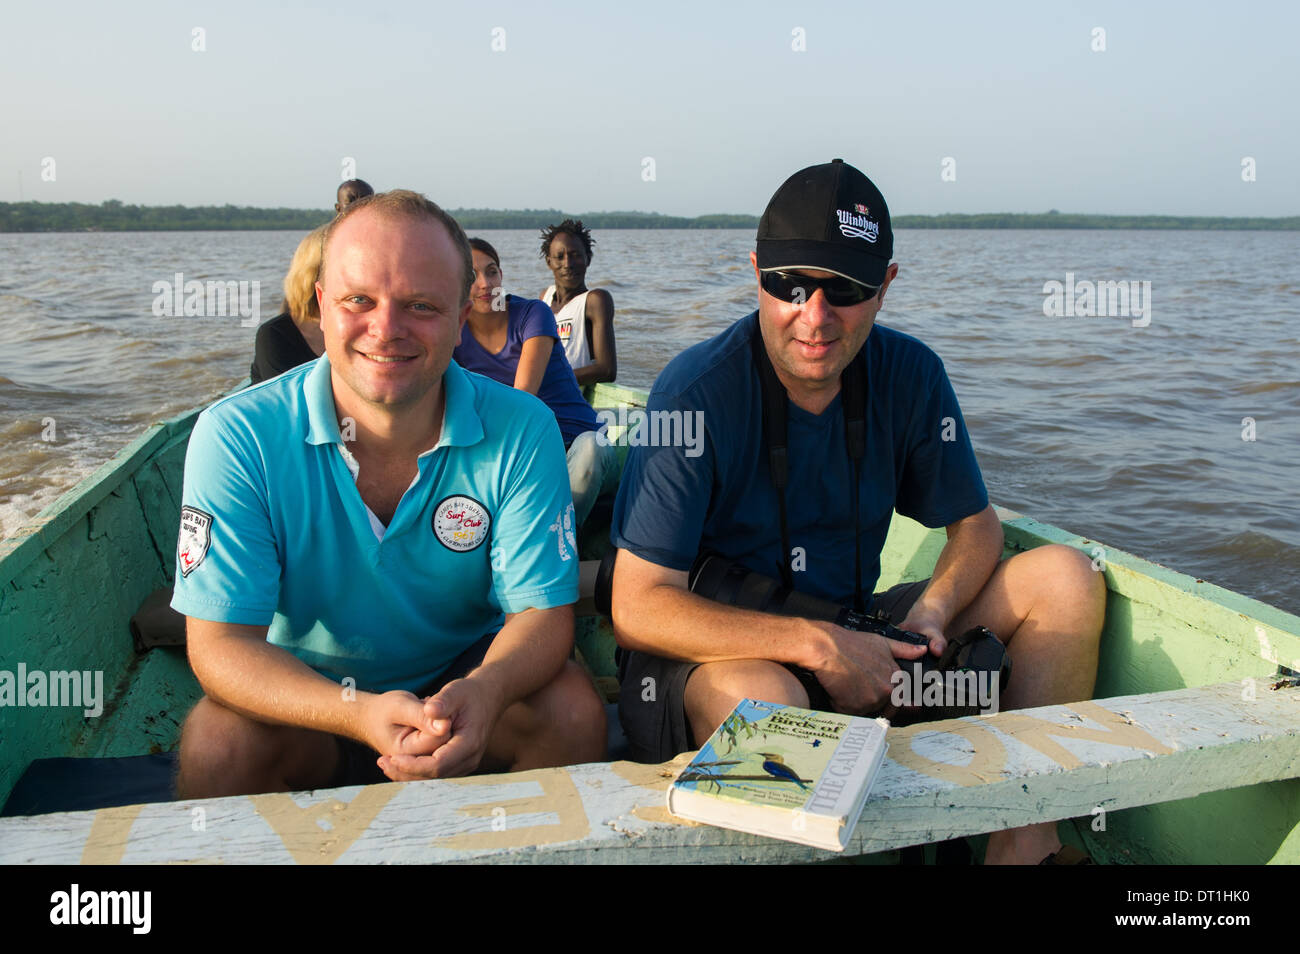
left=172, top=190, right=606, bottom=796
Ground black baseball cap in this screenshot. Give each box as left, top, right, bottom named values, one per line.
left=756, top=158, right=893, bottom=287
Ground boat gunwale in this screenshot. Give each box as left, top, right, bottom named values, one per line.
left=992, top=508, right=1300, bottom=662
left=0, top=401, right=211, bottom=588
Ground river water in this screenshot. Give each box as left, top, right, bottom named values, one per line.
left=1, top=228, right=1297, bottom=613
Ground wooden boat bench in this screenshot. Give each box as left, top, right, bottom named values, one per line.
left=2, top=679, right=1295, bottom=864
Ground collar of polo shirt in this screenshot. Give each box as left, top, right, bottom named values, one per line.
left=302, top=355, right=485, bottom=450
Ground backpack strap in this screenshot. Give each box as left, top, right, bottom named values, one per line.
left=750, top=327, right=795, bottom=592
left=751, top=324, right=869, bottom=610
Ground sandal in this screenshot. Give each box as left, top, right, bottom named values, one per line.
left=1039, top=844, right=1094, bottom=865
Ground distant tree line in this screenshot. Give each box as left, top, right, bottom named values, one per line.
left=450, top=208, right=760, bottom=229
left=0, top=200, right=332, bottom=232
left=893, top=211, right=1300, bottom=230
left=0, top=201, right=759, bottom=232
left=1, top=200, right=1296, bottom=232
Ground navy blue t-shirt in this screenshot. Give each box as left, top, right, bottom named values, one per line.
left=454, top=295, right=598, bottom=447
left=610, top=312, right=989, bottom=606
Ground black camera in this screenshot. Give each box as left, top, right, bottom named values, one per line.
left=687, top=552, right=1011, bottom=721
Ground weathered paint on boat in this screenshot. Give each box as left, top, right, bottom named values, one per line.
left=2, top=381, right=1298, bottom=863
left=2, top=681, right=1296, bottom=864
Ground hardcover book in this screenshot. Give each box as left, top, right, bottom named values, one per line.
left=666, top=699, right=889, bottom=851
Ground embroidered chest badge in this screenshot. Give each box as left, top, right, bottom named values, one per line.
left=178, top=506, right=214, bottom=577
left=433, top=495, right=492, bottom=552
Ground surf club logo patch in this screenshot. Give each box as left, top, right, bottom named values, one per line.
left=836, top=208, right=880, bottom=243
left=433, top=495, right=492, bottom=552
left=178, top=506, right=213, bottom=577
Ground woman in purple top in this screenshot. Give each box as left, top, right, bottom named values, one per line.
left=454, top=238, right=619, bottom=525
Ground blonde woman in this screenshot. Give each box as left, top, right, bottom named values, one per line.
left=249, top=225, right=328, bottom=384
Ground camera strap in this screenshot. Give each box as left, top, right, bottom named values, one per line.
left=750, top=324, right=868, bottom=612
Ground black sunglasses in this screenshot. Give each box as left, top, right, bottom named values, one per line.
left=760, top=269, right=879, bottom=307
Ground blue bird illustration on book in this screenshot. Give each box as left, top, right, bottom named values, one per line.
left=758, top=752, right=809, bottom=788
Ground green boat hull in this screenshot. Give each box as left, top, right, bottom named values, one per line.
left=2, top=382, right=1298, bottom=863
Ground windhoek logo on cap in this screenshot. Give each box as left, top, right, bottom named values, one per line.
left=836, top=208, right=880, bottom=243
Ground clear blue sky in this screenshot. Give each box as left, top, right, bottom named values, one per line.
left=3, top=0, right=1296, bottom=216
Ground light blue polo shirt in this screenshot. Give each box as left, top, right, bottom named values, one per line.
left=171, top=356, right=579, bottom=694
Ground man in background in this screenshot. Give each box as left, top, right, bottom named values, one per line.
left=335, top=178, right=374, bottom=213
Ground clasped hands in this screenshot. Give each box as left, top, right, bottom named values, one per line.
left=359, top=676, right=504, bottom=781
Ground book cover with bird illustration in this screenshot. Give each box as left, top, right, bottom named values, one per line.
left=666, top=699, right=889, bottom=851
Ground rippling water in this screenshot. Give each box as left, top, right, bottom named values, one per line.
left=2, top=229, right=1297, bottom=613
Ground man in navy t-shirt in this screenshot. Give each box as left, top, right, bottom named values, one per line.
left=608, top=160, right=1104, bottom=865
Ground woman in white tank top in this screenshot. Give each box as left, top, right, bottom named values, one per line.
left=540, top=219, right=617, bottom=387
